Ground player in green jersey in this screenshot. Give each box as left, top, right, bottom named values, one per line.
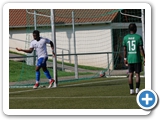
left=123, top=23, right=145, bottom=95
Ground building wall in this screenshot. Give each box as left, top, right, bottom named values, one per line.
left=55, top=24, right=113, bottom=69
left=9, top=28, right=27, bottom=53
left=9, top=24, right=113, bottom=69
left=9, top=23, right=142, bottom=69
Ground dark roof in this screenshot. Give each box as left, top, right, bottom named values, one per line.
left=9, top=9, right=119, bottom=27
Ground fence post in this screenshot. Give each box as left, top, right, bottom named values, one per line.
left=33, top=10, right=37, bottom=66
left=62, top=50, right=64, bottom=71
left=107, top=53, right=110, bottom=76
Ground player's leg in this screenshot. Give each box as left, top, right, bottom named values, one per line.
left=135, top=62, right=142, bottom=94
left=126, top=69, right=129, bottom=78
left=41, top=57, right=55, bottom=88
left=128, top=64, right=134, bottom=95
left=125, top=64, right=129, bottom=78
left=135, top=73, right=140, bottom=94
left=33, top=58, right=42, bottom=89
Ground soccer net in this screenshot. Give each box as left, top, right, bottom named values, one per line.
left=9, top=9, right=143, bottom=88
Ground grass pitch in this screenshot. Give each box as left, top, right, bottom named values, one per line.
left=9, top=77, right=145, bottom=109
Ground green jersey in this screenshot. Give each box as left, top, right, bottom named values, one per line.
left=123, top=34, right=143, bottom=64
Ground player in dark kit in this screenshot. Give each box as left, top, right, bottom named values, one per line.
left=123, top=23, right=145, bottom=95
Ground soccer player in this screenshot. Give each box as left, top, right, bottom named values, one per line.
left=123, top=23, right=145, bottom=95
left=16, top=30, right=55, bottom=89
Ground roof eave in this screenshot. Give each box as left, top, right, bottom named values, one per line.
left=9, top=21, right=112, bottom=28
left=9, top=26, right=27, bottom=29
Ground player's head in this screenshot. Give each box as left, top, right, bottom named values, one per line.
left=128, top=23, right=137, bottom=33
left=33, top=30, right=40, bottom=40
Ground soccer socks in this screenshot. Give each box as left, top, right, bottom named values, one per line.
left=44, top=69, right=52, bottom=80
left=129, top=84, right=134, bottom=89
left=136, top=82, right=140, bottom=88
left=36, top=71, right=40, bottom=82
left=36, top=70, right=52, bottom=82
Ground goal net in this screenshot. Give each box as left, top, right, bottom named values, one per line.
left=9, top=9, right=144, bottom=88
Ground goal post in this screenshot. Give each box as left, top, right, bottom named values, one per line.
left=50, top=9, right=58, bottom=87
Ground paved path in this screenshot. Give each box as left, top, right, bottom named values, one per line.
left=9, top=53, right=25, bottom=62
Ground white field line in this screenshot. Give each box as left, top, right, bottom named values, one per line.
left=9, top=96, right=135, bottom=99
left=9, top=88, right=46, bottom=94
left=9, top=78, right=127, bottom=94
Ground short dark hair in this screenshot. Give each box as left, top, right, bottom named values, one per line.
left=33, top=30, right=40, bottom=36
left=128, top=23, right=137, bottom=32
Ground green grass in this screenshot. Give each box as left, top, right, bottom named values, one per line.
left=9, top=60, right=92, bottom=82
left=9, top=77, right=145, bottom=109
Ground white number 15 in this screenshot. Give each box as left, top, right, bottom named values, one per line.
left=127, top=41, right=136, bottom=51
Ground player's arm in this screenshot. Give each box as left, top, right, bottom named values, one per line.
left=139, top=46, right=145, bottom=65
left=50, top=41, right=55, bottom=57
left=16, top=47, right=34, bottom=53
left=123, top=37, right=128, bottom=66
left=123, top=46, right=128, bottom=66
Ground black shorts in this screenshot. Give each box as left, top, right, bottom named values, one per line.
left=128, top=63, right=142, bottom=73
